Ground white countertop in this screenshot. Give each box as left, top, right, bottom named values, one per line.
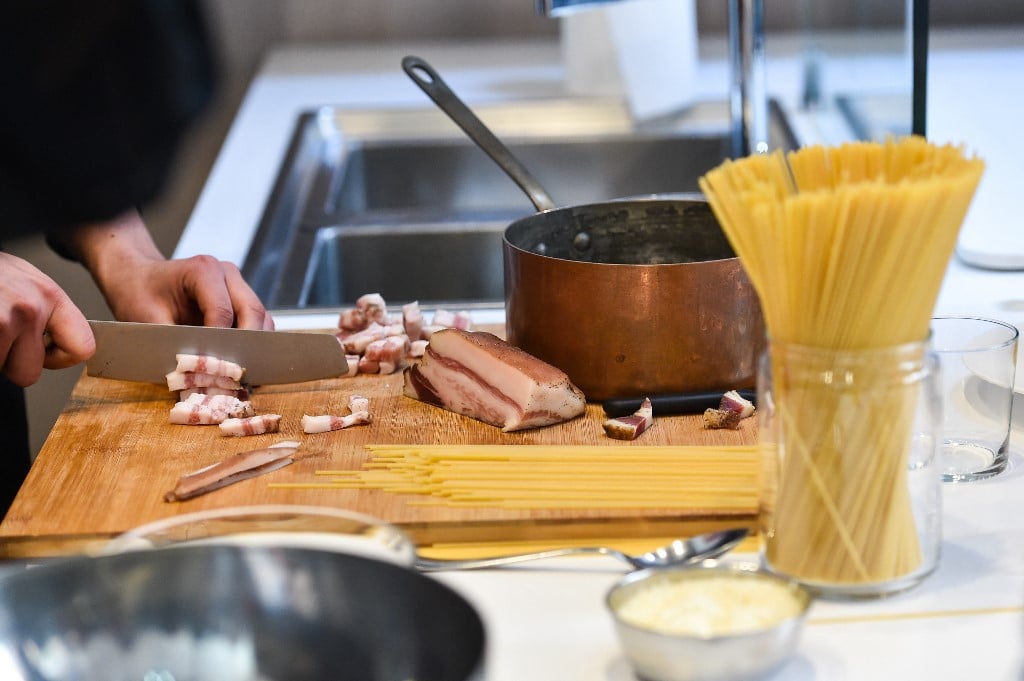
left=177, top=32, right=1024, bottom=680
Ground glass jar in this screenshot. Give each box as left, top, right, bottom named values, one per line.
left=757, top=339, right=942, bottom=600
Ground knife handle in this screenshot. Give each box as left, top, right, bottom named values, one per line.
left=602, top=390, right=756, bottom=417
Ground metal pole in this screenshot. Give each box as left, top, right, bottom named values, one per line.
left=728, top=0, right=767, bottom=157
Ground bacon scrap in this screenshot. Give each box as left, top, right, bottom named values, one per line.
left=219, top=413, right=282, bottom=437
left=301, top=393, right=372, bottom=434
left=356, top=292, right=389, bottom=324
left=603, top=397, right=654, bottom=440
left=170, top=393, right=255, bottom=425
left=340, top=322, right=388, bottom=355
left=365, top=336, right=410, bottom=375
left=402, top=301, right=424, bottom=341
left=338, top=307, right=369, bottom=333
left=179, top=386, right=250, bottom=401
left=164, top=440, right=300, bottom=502
left=432, top=309, right=473, bottom=331
left=174, top=354, right=245, bottom=382
left=349, top=394, right=369, bottom=414
left=301, top=412, right=372, bottom=434
left=703, top=390, right=757, bottom=430
left=166, top=371, right=243, bottom=392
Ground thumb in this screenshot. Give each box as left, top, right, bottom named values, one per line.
left=43, top=300, right=96, bottom=370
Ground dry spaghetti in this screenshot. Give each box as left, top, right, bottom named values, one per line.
left=270, top=444, right=759, bottom=510
left=699, top=136, right=984, bottom=587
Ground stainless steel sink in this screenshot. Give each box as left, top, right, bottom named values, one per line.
left=243, top=99, right=797, bottom=310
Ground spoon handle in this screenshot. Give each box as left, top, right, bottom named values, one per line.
left=413, top=546, right=631, bottom=572
left=401, top=55, right=558, bottom=213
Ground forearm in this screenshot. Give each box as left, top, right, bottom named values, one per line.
left=56, top=209, right=165, bottom=281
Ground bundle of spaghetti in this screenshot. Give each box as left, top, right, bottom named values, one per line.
left=269, top=444, right=759, bottom=510
left=699, top=136, right=984, bottom=586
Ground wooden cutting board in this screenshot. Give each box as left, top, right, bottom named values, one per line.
left=0, top=326, right=759, bottom=550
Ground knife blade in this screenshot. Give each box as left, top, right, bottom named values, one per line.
left=602, top=390, right=756, bottom=417
left=86, top=320, right=348, bottom=385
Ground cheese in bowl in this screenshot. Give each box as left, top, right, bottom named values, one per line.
left=606, top=561, right=811, bottom=681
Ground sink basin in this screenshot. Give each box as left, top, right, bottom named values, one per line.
left=244, top=99, right=797, bottom=310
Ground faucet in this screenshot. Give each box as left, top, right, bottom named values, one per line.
left=537, top=0, right=767, bottom=157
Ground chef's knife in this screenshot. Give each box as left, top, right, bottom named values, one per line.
left=602, top=390, right=756, bottom=417
left=86, top=320, right=348, bottom=385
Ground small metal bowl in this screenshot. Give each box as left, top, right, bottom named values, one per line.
left=606, top=561, right=812, bottom=681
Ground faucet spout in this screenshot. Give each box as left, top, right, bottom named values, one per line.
left=538, top=0, right=768, bottom=157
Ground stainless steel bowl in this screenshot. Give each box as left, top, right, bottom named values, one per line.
left=606, top=561, right=811, bottom=681
left=0, top=545, right=485, bottom=681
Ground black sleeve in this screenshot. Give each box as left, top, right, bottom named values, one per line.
left=0, top=0, right=216, bottom=241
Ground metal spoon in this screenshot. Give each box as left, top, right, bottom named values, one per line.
left=413, top=527, right=749, bottom=572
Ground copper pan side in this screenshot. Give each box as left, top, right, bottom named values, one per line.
left=503, top=198, right=765, bottom=402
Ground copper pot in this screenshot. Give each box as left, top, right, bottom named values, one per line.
left=402, top=56, right=765, bottom=401
left=503, top=198, right=764, bottom=401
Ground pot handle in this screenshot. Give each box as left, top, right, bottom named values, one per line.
left=402, top=55, right=558, bottom=213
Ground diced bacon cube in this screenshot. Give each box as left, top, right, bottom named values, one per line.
left=409, top=339, right=429, bottom=357
left=356, top=293, right=388, bottom=324
left=338, top=307, right=369, bottom=333
left=402, top=301, right=424, bottom=341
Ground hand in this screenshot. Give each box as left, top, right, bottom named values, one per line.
left=0, top=252, right=95, bottom=386
left=64, top=210, right=274, bottom=331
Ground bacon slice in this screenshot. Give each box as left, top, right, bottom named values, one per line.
left=174, top=354, right=245, bottom=382
left=219, top=413, right=282, bottom=437
left=166, top=371, right=243, bottom=392
left=164, top=441, right=299, bottom=502
left=179, top=386, right=250, bottom=401
left=403, top=328, right=586, bottom=432
left=301, top=412, right=372, bottom=434
left=603, top=397, right=654, bottom=440
left=169, top=393, right=255, bottom=425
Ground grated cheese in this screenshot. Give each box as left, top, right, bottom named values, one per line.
left=615, top=575, right=802, bottom=638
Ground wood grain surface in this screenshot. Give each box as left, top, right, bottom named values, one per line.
left=0, top=326, right=759, bottom=551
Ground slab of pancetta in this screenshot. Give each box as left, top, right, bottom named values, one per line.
left=403, top=328, right=586, bottom=432
left=164, top=441, right=299, bottom=502
left=219, top=413, right=282, bottom=437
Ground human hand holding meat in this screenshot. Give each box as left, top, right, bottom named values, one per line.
left=61, top=210, right=273, bottom=330
left=0, top=252, right=95, bottom=386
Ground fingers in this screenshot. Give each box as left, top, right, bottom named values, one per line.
left=0, top=255, right=93, bottom=386
left=222, top=264, right=275, bottom=330
left=177, top=256, right=272, bottom=330
left=100, top=254, right=272, bottom=332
